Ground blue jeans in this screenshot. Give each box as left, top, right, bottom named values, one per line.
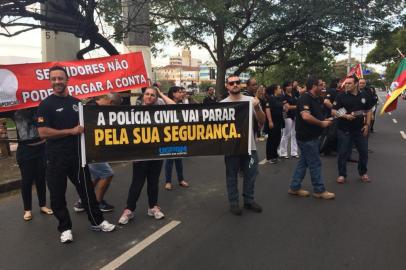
left=224, top=151, right=259, bottom=206
left=337, top=129, right=368, bottom=177
left=290, top=139, right=326, bottom=193
left=165, top=159, right=184, bottom=183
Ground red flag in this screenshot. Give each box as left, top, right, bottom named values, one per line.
left=338, top=63, right=364, bottom=90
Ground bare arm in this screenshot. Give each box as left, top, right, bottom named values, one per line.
left=265, top=107, right=273, bottom=129
left=38, top=125, right=83, bottom=139
left=324, top=99, right=333, bottom=109
left=253, top=97, right=265, bottom=126
left=156, top=88, right=176, bottom=105
left=301, top=112, right=331, bottom=128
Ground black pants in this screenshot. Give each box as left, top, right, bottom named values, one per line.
left=126, top=160, right=163, bottom=211
left=46, top=153, right=104, bottom=232
left=266, top=126, right=282, bottom=160
left=19, top=156, right=47, bottom=211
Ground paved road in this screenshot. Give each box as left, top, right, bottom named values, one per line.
left=1, top=93, right=405, bottom=270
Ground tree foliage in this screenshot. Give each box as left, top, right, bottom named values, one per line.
left=149, top=0, right=404, bottom=93
left=0, top=0, right=149, bottom=59
left=366, top=27, right=406, bottom=84
left=253, top=41, right=336, bottom=85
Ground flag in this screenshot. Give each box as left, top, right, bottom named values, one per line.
left=339, top=63, right=364, bottom=90
left=380, top=58, right=406, bottom=114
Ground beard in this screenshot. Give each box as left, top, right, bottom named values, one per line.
left=229, top=87, right=241, bottom=95
left=52, top=83, right=66, bottom=94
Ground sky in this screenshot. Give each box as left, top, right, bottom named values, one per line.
left=0, top=28, right=384, bottom=73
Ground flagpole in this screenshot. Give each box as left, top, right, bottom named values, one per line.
left=396, top=48, right=405, bottom=58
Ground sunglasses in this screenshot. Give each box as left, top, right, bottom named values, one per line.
left=228, top=80, right=241, bottom=86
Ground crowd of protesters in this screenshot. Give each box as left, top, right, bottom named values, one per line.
left=0, top=65, right=378, bottom=244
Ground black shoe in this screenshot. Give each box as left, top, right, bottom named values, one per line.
left=99, top=200, right=114, bottom=212
left=73, top=200, right=85, bottom=213
left=244, top=202, right=263, bottom=213
left=269, top=159, right=278, bottom=164
left=230, top=205, right=242, bottom=216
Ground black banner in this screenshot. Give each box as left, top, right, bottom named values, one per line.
left=83, top=102, right=251, bottom=163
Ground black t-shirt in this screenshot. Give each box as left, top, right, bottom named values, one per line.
left=333, top=91, right=372, bottom=132
left=202, top=96, right=218, bottom=104
left=0, top=108, right=46, bottom=163
left=265, top=96, right=284, bottom=127
left=361, top=87, right=378, bottom=107
left=323, top=88, right=338, bottom=117
left=283, top=94, right=297, bottom=119
left=295, top=92, right=325, bottom=141
left=242, top=90, right=259, bottom=133
left=37, top=94, right=81, bottom=155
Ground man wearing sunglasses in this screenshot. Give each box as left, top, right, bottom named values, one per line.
left=221, top=75, right=265, bottom=215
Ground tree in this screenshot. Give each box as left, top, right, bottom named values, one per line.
left=366, top=27, right=406, bottom=84
left=0, top=0, right=148, bottom=59
left=149, top=0, right=404, bottom=94
left=253, top=41, right=336, bottom=85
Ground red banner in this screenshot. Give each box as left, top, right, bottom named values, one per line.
left=0, top=52, right=148, bottom=112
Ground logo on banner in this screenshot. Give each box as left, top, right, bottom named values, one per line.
left=0, top=69, right=19, bottom=107
left=159, top=146, right=188, bottom=156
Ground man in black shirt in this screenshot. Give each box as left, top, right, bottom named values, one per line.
left=332, top=76, right=372, bottom=183
left=359, top=79, right=378, bottom=132
left=202, top=86, right=218, bottom=104
left=288, top=78, right=335, bottom=200
left=37, top=66, right=115, bottom=244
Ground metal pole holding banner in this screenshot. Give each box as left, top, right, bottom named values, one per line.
left=78, top=102, right=87, bottom=167
left=248, top=100, right=253, bottom=154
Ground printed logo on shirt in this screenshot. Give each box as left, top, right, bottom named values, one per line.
left=73, top=104, right=79, bottom=112
left=327, top=94, right=330, bottom=97
left=333, top=101, right=337, bottom=105
left=37, top=117, right=44, bottom=123
left=56, top=108, right=64, bottom=112
left=303, top=105, right=310, bottom=110
left=361, top=98, right=366, bottom=104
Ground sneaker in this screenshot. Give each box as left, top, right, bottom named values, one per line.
left=292, top=155, right=300, bottom=159
left=288, top=188, right=310, bottom=197
left=230, top=205, right=242, bottom=216
left=280, top=156, right=289, bottom=159
left=73, top=200, right=85, bottom=213
left=269, top=158, right=278, bottom=164
left=99, top=200, right=114, bottom=212
left=243, top=202, right=263, bottom=213
left=313, top=191, right=336, bottom=200
left=91, top=220, right=116, bottom=232
left=60, top=230, right=73, bottom=243
left=118, top=209, right=134, bottom=225
left=148, top=206, right=165, bottom=220
left=258, top=159, right=270, bottom=165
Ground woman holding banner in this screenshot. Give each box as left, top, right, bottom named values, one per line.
left=119, top=87, right=175, bottom=224
left=163, top=86, right=190, bottom=190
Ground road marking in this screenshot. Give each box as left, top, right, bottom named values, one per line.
left=393, top=118, right=398, bottom=124
left=100, top=220, right=181, bottom=270
left=401, top=131, right=406, bottom=140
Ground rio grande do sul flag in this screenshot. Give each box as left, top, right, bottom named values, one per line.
left=381, top=58, right=406, bottom=114
left=0, top=52, right=148, bottom=113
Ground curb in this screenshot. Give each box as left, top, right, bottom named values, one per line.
left=0, top=178, right=21, bottom=194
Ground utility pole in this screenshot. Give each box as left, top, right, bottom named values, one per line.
left=347, top=41, right=352, bottom=74
left=40, top=0, right=80, bottom=61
